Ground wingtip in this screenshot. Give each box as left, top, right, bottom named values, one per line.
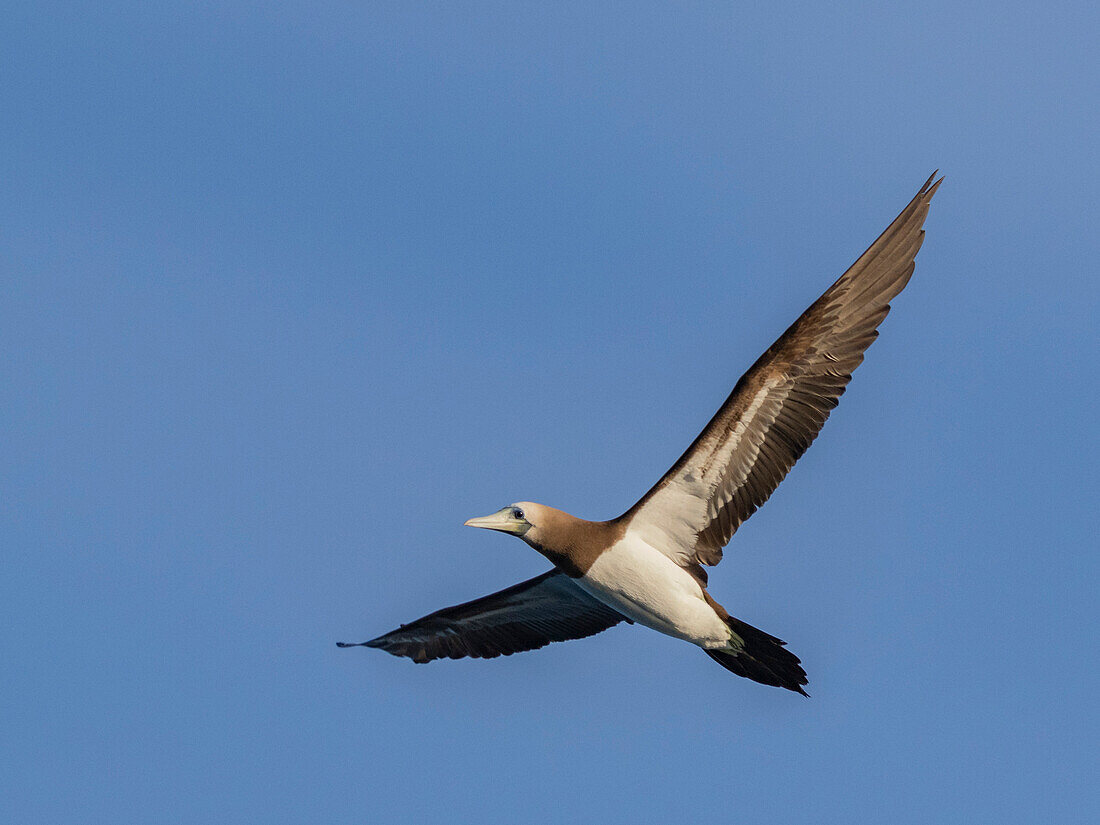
left=337, top=630, right=391, bottom=649
left=922, top=170, right=944, bottom=198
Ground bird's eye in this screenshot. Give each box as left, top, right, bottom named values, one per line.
left=512, top=508, right=525, bottom=521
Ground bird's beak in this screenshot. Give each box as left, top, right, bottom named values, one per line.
left=464, top=508, right=527, bottom=536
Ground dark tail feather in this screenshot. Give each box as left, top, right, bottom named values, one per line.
left=706, top=616, right=809, bottom=696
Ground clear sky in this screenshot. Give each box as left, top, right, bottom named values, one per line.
left=3, top=3, right=1097, bottom=823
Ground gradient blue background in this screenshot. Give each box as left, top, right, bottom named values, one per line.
left=3, top=3, right=1097, bottom=823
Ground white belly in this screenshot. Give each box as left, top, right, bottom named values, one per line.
left=574, top=535, right=732, bottom=649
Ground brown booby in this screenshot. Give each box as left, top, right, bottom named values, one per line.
left=339, top=174, right=942, bottom=695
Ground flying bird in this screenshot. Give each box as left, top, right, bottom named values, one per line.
left=339, top=174, right=942, bottom=695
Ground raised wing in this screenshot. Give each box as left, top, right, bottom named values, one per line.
left=339, top=570, right=630, bottom=662
left=620, top=174, right=942, bottom=568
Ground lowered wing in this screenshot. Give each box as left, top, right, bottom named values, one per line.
left=340, top=570, right=630, bottom=662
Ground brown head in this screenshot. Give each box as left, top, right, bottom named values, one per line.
left=464, top=502, right=624, bottom=578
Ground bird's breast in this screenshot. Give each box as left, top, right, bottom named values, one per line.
left=574, top=535, right=731, bottom=647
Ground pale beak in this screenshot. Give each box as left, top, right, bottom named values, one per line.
left=464, top=508, right=527, bottom=535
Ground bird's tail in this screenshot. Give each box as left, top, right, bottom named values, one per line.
left=706, top=615, right=809, bottom=696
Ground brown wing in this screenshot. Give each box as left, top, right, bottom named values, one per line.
left=339, top=570, right=630, bottom=663
left=620, top=174, right=942, bottom=568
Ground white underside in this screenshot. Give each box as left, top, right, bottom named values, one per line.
left=574, top=532, right=733, bottom=650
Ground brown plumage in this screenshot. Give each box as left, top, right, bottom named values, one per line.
left=619, top=172, right=942, bottom=567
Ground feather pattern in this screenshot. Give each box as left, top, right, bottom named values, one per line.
left=340, top=570, right=629, bottom=662
left=619, top=174, right=942, bottom=568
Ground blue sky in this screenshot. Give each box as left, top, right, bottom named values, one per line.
left=3, top=3, right=1097, bottom=823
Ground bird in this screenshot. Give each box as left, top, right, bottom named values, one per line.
left=339, top=173, right=942, bottom=695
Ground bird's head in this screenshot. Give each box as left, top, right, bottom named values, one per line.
left=463, top=502, right=540, bottom=540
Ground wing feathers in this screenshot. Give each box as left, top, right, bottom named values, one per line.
left=340, top=570, right=629, bottom=663
left=620, top=174, right=941, bottom=568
